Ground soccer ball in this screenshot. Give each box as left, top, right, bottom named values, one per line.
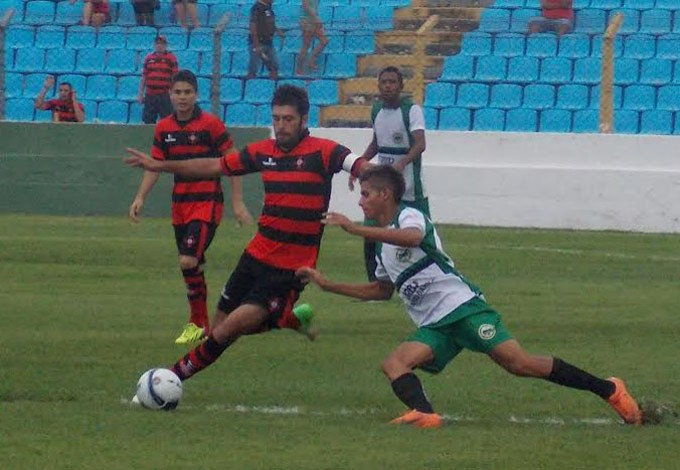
left=135, top=368, right=183, bottom=411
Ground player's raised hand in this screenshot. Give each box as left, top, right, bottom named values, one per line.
left=124, top=147, right=163, bottom=172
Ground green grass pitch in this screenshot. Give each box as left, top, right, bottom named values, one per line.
left=0, top=214, right=678, bottom=469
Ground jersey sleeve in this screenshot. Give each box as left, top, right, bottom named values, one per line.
left=219, top=145, right=260, bottom=176
left=141, top=55, right=149, bottom=77
left=398, top=207, right=426, bottom=233
left=323, top=141, right=366, bottom=176
left=151, top=123, right=166, bottom=161
left=211, top=118, right=233, bottom=155
left=408, top=105, right=426, bottom=132
left=42, top=99, right=57, bottom=111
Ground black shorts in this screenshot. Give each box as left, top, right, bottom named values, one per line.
left=173, top=221, right=217, bottom=264
left=217, top=252, right=305, bottom=330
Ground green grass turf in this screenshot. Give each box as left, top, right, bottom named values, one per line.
left=0, top=214, right=678, bottom=469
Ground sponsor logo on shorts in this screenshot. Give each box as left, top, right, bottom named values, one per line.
left=268, top=298, right=281, bottom=312
left=478, top=324, right=496, bottom=340
left=185, top=235, right=196, bottom=248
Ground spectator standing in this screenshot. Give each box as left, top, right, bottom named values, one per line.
left=35, top=76, right=85, bottom=123
left=138, top=35, right=179, bottom=124
left=131, top=0, right=158, bottom=26
left=296, top=0, right=328, bottom=75
left=528, top=0, right=574, bottom=37
left=247, top=0, right=283, bottom=80
left=70, top=0, right=111, bottom=28
left=173, top=0, right=199, bottom=30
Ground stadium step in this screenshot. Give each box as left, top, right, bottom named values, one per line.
left=320, top=105, right=371, bottom=128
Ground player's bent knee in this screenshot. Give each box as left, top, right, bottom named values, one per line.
left=179, top=255, right=199, bottom=271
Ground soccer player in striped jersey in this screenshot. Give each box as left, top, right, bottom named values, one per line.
left=297, top=165, right=643, bottom=428
left=124, top=85, right=370, bottom=384
left=128, top=70, right=253, bottom=346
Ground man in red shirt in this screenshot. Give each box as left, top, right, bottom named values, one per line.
left=124, top=85, right=370, bottom=383
left=69, top=0, right=111, bottom=28
left=34, top=76, right=85, bottom=123
left=138, top=35, right=178, bottom=124
left=528, top=0, right=574, bottom=37
left=128, top=70, right=254, bottom=346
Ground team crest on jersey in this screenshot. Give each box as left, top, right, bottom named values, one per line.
left=188, top=133, right=198, bottom=144
left=296, top=157, right=305, bottom=169
left=268, top=298, right=281, bottom=312
left=396, top=248, right=411, bottom=263
left=393, top=132, right=405, bottom=145
left=478, top=324, right=496, bottom=340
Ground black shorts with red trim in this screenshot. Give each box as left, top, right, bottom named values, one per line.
left=217, top=252, right=305, bottom=330
left=173, top=221, right=217, bottom=263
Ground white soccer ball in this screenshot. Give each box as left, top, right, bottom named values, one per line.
left=135, top=368, right=183, bottom=411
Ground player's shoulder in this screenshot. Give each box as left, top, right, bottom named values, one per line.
left=155, top=113, right=176, bottom=130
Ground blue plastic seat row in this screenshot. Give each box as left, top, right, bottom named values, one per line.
left=493, top=0, right=679, bottom=9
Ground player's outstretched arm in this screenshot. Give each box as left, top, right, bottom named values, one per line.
left=322, top=212, right=424, bottom=247
left=296, top=267, right=394, bottom=301
left=124, top=147, right=223, bottom=178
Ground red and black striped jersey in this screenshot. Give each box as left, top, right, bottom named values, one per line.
left=219, top=132, right=365, bottom=270
left=142, top=51, right=178, bottom=96
left=43, top=99, right=84, bottom=122
left=152, top=107, right=232, bottom=226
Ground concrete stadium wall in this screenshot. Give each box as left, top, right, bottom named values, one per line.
left=316, top=128, right=680, bottom=234
left=0, top=122, right=269, bottom=217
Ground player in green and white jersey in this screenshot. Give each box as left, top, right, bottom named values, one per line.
left=298, top=165, right=642, bottom=428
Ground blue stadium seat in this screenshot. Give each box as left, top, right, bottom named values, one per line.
left=640, top=9, right=670, bottom=34
left=6, top=26, right=35, bottom=49
left=473, top=108, right=505, bottom=131
left=365, top=6, right=394, bottom=31
left=656, top=0, right=680, bottom=8
left=209, top=4, right=240, bottom=26
left=13, top=48, right=45, bottom=73
left=333, top=5, right=362, bottom=31
left=610, top=9, right=640, bottom=34
left=438, top=107, right=471, bottom=130
left=511, top=9, right=540, bottom=33
left=457, top=83, right=489, bottom=108
left=174, top=50, right=199, bottom=73
left=277, top=52, right=297, bottom=79
left=159, top=26, right=189, bottom=51
left=622, top=84, right=655, bottom=111
left=656, top=85, right=680, bottom=111
left=344, top=32, right=375, bottom=54
left=478, top=9, right=510, bottom=33
left=126, top=26, right=157, bottom=51
left=591, top=35, right=623, bottom=58
left=589, top=0, right=621, bottom=8
left=526, top=33, right=557, bottom=58
left=490, top=84, right=522, bottom=109
left=85, top=75, right=117, bottom=100
left=460, top=32, right=493, bottom=56
left=308, top=80, right=339, bottom=106
left=571, top=109, right=600, bottom=133
left=220, top=77, right=242, bottom=104
left=505, top=108, right=538, bottom=132
left=506, top=56, right=539, bottom=83
left=523, top=83, right=555, bottom=109
left=226, top=103, right=257, bottom=126
left=58, top=74, right=87, bottom=97
left=76, top=49, right=105, bottom=74
left=319, top=33, right=344, bottom=54
left=196, top=77, right=211, bottom=100
left=117, top=75, right=140, bottom=101
left=45, top=49, right=75, bottom=74
left=188, top=28, right=213, bottom=52
left=81, top=100, right=97, bottom=123
left=280, top=31, right=302, bottom=53
left=572, top=58, right=602, bottom=84
left=656, top=34, right=680, bottom=59
left=66, top=26, right=96, bottom=50
left=243, top=78, right=275, bottom=104
left=24, top=1, right=55, bottom=25
left=614, top=58, right=639, bottom=85
left=639, top=58, right=671, bottom=85
left=494, top=0, right=525, bottom=6
left=557, top=34, right=590, bottom=59
left=0, top=0, right=22, bottom=24
left=325, top=53, right=356, bottom=78
left=474, top=56, right=507, bottom=82
left=23, top=73, right=50, bottom=98
left=556, top=84, right=589, bottom=110
left=277, top=79, right=306, bottom=89
left=590, top=85, right=623, bottom=108
left=540, top=109, right=572, bottom=132
left=424, top=82, right=456, bottom=108
left=117, top=2, right=137, bottom=26
left=539, top=57, right=572, bottom=83
left=107, top=49, right=137, bottom=74
left=4, top=73, right=23, bottom=99
left=623, top=34, right=656, bottom=59
left=255, top=105, right=272, bottom=127
left=575, top=9, right=606, bottom=34
left=221, top=31, right=249, bottom=53
left=128, top=102, right=142, bottom=124
left=614, top=109, right=639, bottom=134
left=493, top=33, right=525, bottom=57
left=272, top=4, right=302, bottom=30
left=640, top=110, right=672, bottom=135
left=5, top=98, right=35, bottom=121
left=623, top=0, right=654, bottom=8
left=198, top=51, right=231, bottom=76
left=229, top=51, right=250, bottom=77
left=424, top=107, right=439, bottom=130
left=97, top=26, right=126, bottom=50
left=35, top=25, right=65, bottom=50
left=54, top=0, right=81, bottom=25
left=440, top=56, right=476, bottom=85
left=98, top=100, right=129, bottom=123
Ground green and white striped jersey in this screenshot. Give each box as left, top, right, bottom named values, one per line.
left=375, top=206, right=481, bottom=327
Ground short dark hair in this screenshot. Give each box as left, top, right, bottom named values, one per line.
left=272, top=85, right=309, bottom=117
left=171, top=69, right=198, bottom=92
left=378, top=66, right=403, bottom=85
left=59, top=82, right=72, bottom=91
left=359, top=165, right=406, bottom=203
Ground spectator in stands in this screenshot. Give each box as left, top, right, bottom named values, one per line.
left=173, top=0, right=199, bottom=30
left=528, top=0, right=574, bottom=37
left=138, top=35, right=179, bottom=124
left=70, top=0, right=111, bottom=28
left=131, top=0, right=158, bottom=26
left=296, top=0, right=328, bottom=75
left=247, top=0, right=284, bottom=80
left=34, top=76, right=85, bottom=123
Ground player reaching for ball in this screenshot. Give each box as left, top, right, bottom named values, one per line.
left=297, top=165, right=643, bottom=428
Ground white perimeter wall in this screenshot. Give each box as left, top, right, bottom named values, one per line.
left=311, top=128, right=680, bottom=234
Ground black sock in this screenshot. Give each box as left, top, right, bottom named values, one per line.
left=390, top=372, right=435, bottom=413
left=547, top=358, right=616, bottom=399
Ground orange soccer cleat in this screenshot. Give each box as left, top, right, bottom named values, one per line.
left=389, top=410, right=443, bottom=429
left=606, top=377, right=642, bottom=425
